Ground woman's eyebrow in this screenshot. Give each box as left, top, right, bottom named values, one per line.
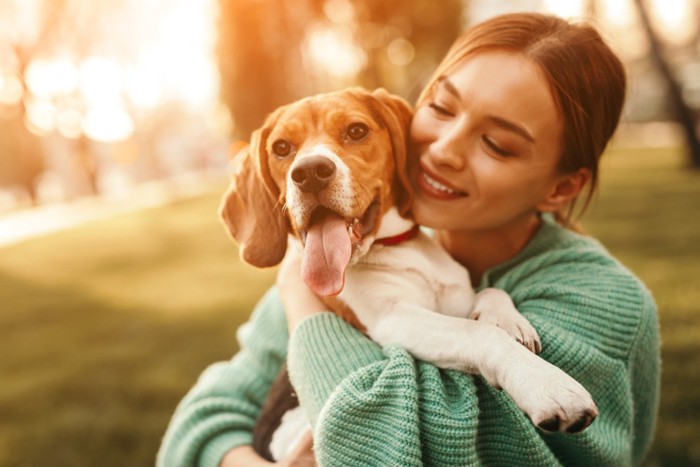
left=437, top=76, right=461, bottom=98
left=438, top=76, right=535, bottom=144
left=487, top=116, right=535, bottom=143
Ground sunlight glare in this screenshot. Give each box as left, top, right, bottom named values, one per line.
left=125, top=66, right=162, bottom=110
left=542, top=0, right=585, bottom=18
left=56, top=108, right=83, bottom=139
left=4, top=0, right=220, bottom=143
left=387, top=38, right=415, bottom=67
left=82, top=106, right=134, bottom=143
left=652, top=0, right=687, bottom=25
left=597, top=0, right=648, bottom=58
left=599, top=0, right=635, bottom=27
left=305, top=26, right=366, bottom=79
left=74, top=57, right=138, bottom=142
left=139, top=0, right=219, bottom=110
left=0, top=71, right=23, bottom=106
left=24, top=98, right=56, bottom=135
left=79, top=57, right=123, bottom=106
left=25, top=59, right=78, bottom=99
left=649, top=0, right=695, bottom=44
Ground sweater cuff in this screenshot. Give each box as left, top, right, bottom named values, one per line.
left=287, top=312, right=385, bottom=425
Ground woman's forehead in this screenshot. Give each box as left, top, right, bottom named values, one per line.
left=442, top=51, right=561, bottom=137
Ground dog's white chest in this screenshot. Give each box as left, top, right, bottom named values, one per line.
left=269, top=406, right=310, bottom=461
left=340, top=232, right=475, bottom=328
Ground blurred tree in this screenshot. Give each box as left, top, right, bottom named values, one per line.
left=217, top=0, right=321, bottom=139
left=350, top=0, right=463, bottom=102
left=217, top=0, right=464, bottom=139
left=0, top=113, right=43, bottom=203
left=0, top=0, right=67, bottom=201
left=633, top=0, right=700, bottom=168
left=1, top=0, right=128, bottom=200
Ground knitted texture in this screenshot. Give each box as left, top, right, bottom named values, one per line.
left=157, top=216, right=660, bottom=466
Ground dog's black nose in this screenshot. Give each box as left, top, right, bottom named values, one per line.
left=291, top=156, right=336, bottom=193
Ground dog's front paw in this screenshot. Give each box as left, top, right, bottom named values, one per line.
left=475, top=308, right=542, bottom=354
left=472, top=288, right=541, bottom=354
left=529, top=384, right=598, bottom=433
left=506, top=353, right=598, bottom=433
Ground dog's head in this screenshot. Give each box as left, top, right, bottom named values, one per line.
left=220, top=88, right=413, bottom=296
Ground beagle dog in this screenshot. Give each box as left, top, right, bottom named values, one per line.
left=220, top=88, right=598, bottom=460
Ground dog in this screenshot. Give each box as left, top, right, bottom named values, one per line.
left=220, top=88, right=598, bottom=460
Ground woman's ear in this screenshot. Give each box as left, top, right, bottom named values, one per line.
left=537, top=168, right=591, bottom=213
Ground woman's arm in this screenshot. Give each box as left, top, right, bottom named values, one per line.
left=284, top=258, right=660, bottom=466
left=157, top=289, right=290, bottom=467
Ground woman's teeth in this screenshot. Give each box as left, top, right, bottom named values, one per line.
left=423, top=172, right=458, bottom=195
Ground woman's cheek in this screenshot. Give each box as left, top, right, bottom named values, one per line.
left=409, top=108, right=434, bottom=145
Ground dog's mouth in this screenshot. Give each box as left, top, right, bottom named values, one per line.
left=300, top=200, right=380, bottom=297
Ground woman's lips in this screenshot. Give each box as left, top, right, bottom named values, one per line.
left=417, top=166, right=468, bottom=201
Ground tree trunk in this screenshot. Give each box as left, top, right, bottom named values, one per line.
left=634, top=0, right=700, bottom=168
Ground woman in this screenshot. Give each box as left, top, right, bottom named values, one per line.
left=158, top=12, right=660, bottom=466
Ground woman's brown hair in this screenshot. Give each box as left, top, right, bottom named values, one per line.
left=417, top=13, right=627, bottom=225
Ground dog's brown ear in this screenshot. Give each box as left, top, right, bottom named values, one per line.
left=219, top=128, right=288, bottom=268
left=371, top=88, right=414, bottom=218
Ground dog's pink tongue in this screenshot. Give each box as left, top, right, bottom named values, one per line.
left=302, top=211, right=351, bottom=297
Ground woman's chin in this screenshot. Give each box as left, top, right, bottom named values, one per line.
left=412, top=195, right=447, bottom=229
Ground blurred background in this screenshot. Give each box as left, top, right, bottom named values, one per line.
left=0, top=0, right=698, bottom=466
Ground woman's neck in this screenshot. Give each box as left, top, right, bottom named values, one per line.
left=436, top=214, right=542, bottom=286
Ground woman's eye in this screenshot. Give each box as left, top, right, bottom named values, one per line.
left=346, top=122, right=369, bottom=141
left=483, top=136, right=514, bottom=157
left=429, top=102, right=453, bottom=117
left=272, top=139, right=295, bottom=158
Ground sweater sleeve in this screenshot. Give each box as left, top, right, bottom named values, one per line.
left=288, top=314, right=561, bottom=466
left=287, top=254, right=660, bottom=466
left=157, top=288, right=289, bottom=467
left=503, top=253, right=660, bottom=466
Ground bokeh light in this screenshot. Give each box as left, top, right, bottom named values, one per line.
left=2, top=0, right=220, bottom=143
left=305, top=26, right=367, bottom=79
left=541, top=0, right=585, bottom=19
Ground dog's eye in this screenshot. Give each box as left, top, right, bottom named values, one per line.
left=271, top=139, right=294, bottom=158
left=346, top=122, right=369, bottom=141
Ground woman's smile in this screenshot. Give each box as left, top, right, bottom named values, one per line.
left=417, top=164, right=468, bottom=200
left=409, top=50, right=564, bottom=235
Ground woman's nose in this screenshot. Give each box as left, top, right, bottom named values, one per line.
left=429, top=124, right=467, bottom=170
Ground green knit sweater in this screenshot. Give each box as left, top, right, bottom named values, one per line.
left=157, top=216, right=660, bottom=467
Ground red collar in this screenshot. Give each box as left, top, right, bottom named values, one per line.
left=374, top=224, right=420, bottom=246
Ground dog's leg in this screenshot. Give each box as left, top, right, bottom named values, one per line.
left=366, top=304, right=597, bottom=433
left=471, top=288, right=542, bottom=354
left=252, top=362, right=301, bottom=461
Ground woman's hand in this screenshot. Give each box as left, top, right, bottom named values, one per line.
left=276, top=249, right=327, bottom=333
left=220, top=445, right=271, bottom=466
left=278, top=431, right=317, bottom=467
left=219, top=432, right=316, bottom=467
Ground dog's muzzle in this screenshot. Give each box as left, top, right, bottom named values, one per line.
left=291, top=156, right=336, bottom=193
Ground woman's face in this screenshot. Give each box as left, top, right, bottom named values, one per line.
left=410, top=50, right=565, bottom=233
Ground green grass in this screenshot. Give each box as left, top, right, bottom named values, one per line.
left=0, top=145, right=698, bottom=466
left=0, top=195, right=277, bottom=467
left=582, top=146, right=700, bottom=466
